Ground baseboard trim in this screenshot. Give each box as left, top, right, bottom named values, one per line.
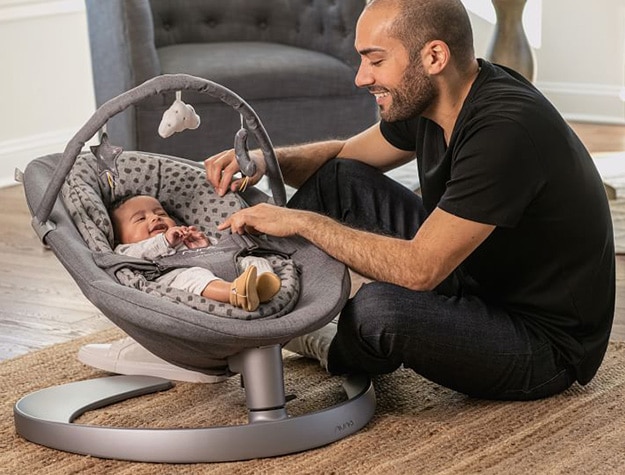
left=538, top=80, right=625, bottom=125
left=0, top=129, right=90, bottom=189
left=562, top=113, right=625, bottom=126
left=0, top=0, right=84, bottom=23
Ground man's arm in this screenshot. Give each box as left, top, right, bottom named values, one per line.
left=219, top=204, right=495, bottom=290
left=337, top=123, right=415, bottom=172
left=273, top=140, right=344, bottom=189
left=278, top=124, right=415, bottom=187
left=204, top=123, right=414, bottom=194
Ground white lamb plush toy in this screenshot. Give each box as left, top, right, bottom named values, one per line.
left=158, top=98, right=201, bottom=138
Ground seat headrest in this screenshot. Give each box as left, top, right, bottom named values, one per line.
left=62, top=150, right=244, bottom=253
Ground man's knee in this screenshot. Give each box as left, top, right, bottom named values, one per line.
left=343, top=282, right=390, bottom=321
left=343, top=281, right=427, bottom=325
left=339, top=282, right=414, bottom=343
left=331, top=282, right=409, bottom=374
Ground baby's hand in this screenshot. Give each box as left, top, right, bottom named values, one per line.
left=164, top=226, right=186, bottom=247
left=183, top=226, right=210, bottom=249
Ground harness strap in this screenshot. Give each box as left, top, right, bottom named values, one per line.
left=94, top=233, right=298, bottom=283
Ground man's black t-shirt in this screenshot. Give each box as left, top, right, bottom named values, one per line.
left=380, top=59, right=615, bottom=384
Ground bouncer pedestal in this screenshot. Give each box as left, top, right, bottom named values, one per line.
left=14, top=345, right=375, bottom=463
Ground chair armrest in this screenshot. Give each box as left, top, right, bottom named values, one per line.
left=85, top=0, right=161, bottom=150
left=85, top=0, right=160, bottom=106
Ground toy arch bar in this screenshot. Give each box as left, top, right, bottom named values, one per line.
left=32, top=73, right=287, bottom=236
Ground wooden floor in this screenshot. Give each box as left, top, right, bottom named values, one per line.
left=0, top=185, right=113, bottom=360
left=1, top=121, right=625, bottom=361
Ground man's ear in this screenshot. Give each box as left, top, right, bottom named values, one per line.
left=422, top=40, right=450, bottom=75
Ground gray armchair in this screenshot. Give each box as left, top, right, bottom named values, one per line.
left=85, top=0, right=377, bottom=161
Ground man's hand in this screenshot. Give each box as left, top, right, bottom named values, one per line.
left=204, top=148, right=266, bottom=196
left=218, top=203, right=302, bottom=237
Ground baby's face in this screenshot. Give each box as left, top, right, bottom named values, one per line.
left=112, top=195, right=177, bottom=244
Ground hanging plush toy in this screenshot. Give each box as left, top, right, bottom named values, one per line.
left=157, top=91, right=256, bottom=192
left=158, top=91, right=201, bottom=138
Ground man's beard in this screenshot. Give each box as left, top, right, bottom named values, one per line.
left=379, top=62, right=437, bottom=122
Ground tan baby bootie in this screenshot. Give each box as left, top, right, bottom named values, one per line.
left=230, top=266, right=259, bottom=311
left=257, top=272, right=281, bottom=303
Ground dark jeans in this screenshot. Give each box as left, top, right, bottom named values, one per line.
left=288, top=159, right=575, bottom=400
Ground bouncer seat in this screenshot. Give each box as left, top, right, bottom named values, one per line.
left=13, top=74, right=375, bottom=463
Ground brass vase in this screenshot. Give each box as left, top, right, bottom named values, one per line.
left=486, top=0, right=536, bottom=82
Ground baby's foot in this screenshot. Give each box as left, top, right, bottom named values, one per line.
left=230, top=266, right=259, bottom=311
left=257, top=272, right=281, bottom=303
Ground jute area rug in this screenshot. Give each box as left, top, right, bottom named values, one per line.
left=2, top=328, right=625, bottom=474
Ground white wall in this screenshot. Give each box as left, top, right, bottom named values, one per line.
left=536, top=0, right=625, bottom=123
left=467, top=0, right=625, bottom=125
left=0, top=0, right=95, bottom=188
left=0, top=0, right=624, bottom=187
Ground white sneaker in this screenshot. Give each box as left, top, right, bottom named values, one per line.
left=77, top=337, right=228, bottom=383
left=283, top=320, right=338, bottom=371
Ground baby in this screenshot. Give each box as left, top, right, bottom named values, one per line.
left=110, top=194, right=281, bottom=311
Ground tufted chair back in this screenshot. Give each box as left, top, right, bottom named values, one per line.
left=85, top=0, right=377, bottom=161
left=149, top=0, right=361, bottom=68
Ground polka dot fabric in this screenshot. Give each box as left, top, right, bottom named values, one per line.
left=61, top=151, right=300, bottom=320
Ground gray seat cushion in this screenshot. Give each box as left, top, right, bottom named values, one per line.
left=158, top=41, right=360, bottom=102
left=61, top=151, right=301, bottom=321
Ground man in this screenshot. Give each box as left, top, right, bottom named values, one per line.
left=205, top=0, right=615, bottom=400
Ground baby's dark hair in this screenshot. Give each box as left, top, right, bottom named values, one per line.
left=108, top=193, right=140, bottom=214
